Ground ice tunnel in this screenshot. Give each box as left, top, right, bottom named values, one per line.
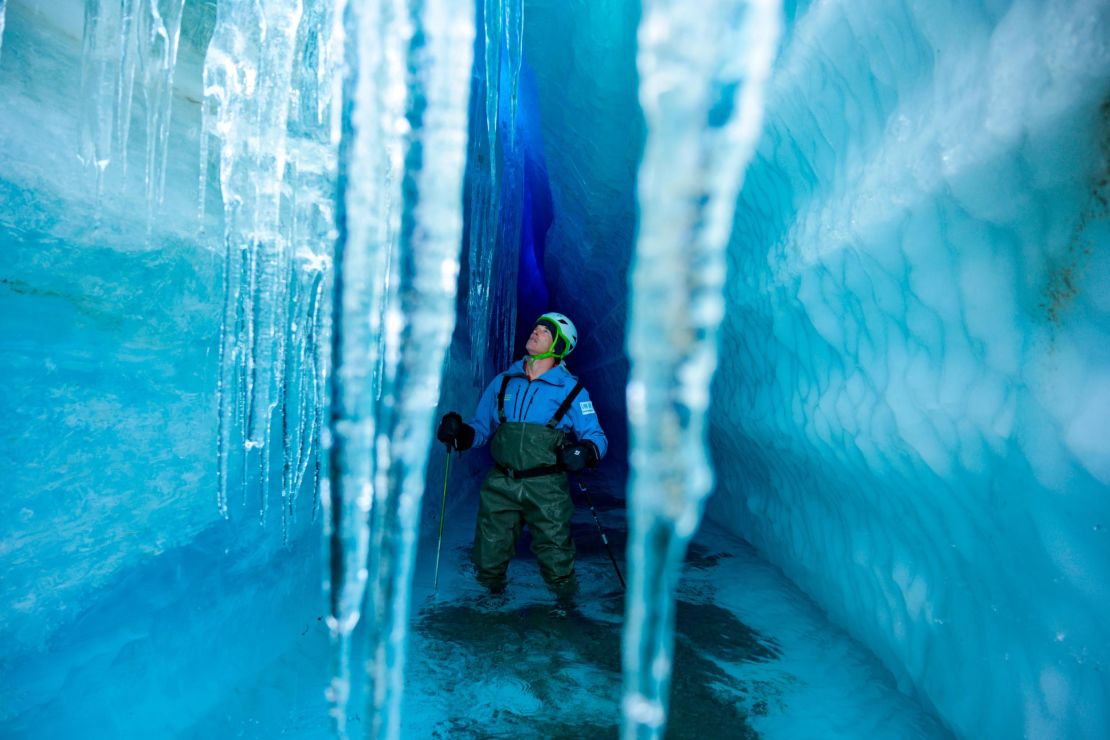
left=2, top=0, right=1109, bottom=738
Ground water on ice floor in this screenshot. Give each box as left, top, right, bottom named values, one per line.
left=401, top=482, right=952, bottom=739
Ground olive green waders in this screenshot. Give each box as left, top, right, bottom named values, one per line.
left=471, top=421, right=577, bottom=597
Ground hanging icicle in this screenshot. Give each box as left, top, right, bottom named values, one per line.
left=0, top=0, right=7, bottom=62
left=77, top=0, right=186, bottom=208
left=79, top=0, right=124, bottom=197
left=622, top=1, right=782, bottom=739
left=462, top=0, right=524, bottom=384
left=138, top=0, right=186, bottom=215
left=204, top=0, right=348, bottom=529
left=73, top=0, right=339, bottom=531
left=322, top=0, right=473, bottom=736
left=279, top=0, right=344, bottom=539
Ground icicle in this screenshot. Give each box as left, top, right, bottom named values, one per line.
left=288, top=270, right=330, bottom=509
left=249, top=2, right=303, bottom=528
left=463, top=0, right=524, bottom=384
left=0, top=0, right=7, bottom=62
left=278, top=0, right=343, bottom=535
left=371, top=0, right=473, bottom=733
left=323, top=0, right=401, bottom=728
left=79, top=0, right=124, bottom=197
left=203, top=0, right=264, bottom=516
left=502, top=0, right=523, bottom=150
left=137, top=0, right=186, bottom=216
left=622, top=2, right=782, bottom=739
left=76, top=0, right=187, bottom=209
left=203, top=0, right=320, bottom=525
left=215, top=231, right=241, bottom=519
left=323, top=0, right=472, bottom=736
left=115, top=0, right=139, bottom=181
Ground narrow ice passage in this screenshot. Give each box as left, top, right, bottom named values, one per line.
left=2, top=0, right=1109, bottom=738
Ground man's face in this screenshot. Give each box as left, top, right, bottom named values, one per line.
left=526, top=323, right=554, bottom=356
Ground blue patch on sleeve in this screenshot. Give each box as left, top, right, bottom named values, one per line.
left=579, top=401, right=595, bottom=415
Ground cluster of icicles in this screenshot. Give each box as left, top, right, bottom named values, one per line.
left=71, top=0, right=780, bottom=738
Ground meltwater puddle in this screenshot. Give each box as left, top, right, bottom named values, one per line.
left=404, top=495, right=952, bottom=739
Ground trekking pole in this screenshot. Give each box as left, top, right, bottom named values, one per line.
left=433, top=446, right=452, bottom=594
left=573, top=476, right=625, bottom=590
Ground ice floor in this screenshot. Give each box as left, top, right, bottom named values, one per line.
left=140, top=480, right=953, bottom=738
left=398, top=481, right=951, bottom=739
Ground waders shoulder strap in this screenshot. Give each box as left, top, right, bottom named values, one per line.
left=497, top=375, right=513, bottom=424
left=546, top=382, right=584, bottom=429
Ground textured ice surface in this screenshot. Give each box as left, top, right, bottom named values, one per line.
left=0, top=0, right=218, bottom=652
left=455, top=0, right=527, bottom=380
left=706, top=1, right=1110, bottom=737
left=0, top=1, right=326, bottom=734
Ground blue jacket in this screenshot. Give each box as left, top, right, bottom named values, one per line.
left=467, top=360, right=608, bottom=458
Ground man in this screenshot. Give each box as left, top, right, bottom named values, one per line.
left=437, top=312, right=607, bottom=603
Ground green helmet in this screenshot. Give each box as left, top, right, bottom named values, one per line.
left=534, top=312, right=578, bottom=360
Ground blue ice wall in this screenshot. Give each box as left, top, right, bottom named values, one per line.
left=521, top=0, right=642, bottom=480
left=0, top=1, right=327, bottom=735
left=518, top=0, right=1110, bottom=735
left=702, top=1, right=1110, bottom=737
left=429, top=0, right=640, bottom=512
left=510, top=61, right=554, bottom=352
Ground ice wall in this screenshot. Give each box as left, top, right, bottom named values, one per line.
left=2, top=0, right=216, bottom=653
left=704, top=0, right=1110, bottom=737
left=455, top=0, right=525, bottom=381
left=0, top=1, right=329, bottom=734
left=517, top=0, right=1109, bottom=735
left=520, top=0, right=642, bottom=474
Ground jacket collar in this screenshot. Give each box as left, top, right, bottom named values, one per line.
left=508, top=359, right=573, bottom=386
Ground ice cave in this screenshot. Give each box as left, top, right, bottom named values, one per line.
left=1, top=0, right=1108, bottom=737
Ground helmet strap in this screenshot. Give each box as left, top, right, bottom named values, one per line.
left=528, top=349, right=559, bottom=365
left=529, top=321, right=569, bottom=363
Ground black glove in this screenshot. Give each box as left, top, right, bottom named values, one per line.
left=557, top=441, right=600, bottom=472
left=436, top=412, right=475, bottom=451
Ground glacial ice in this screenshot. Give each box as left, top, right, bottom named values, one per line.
left=706, top=0, right=1110, bottom=737
left=621, top=0, right=780, bottom=736
left=322, top=0, right=473, bottom=736
left=1, top=0, right=1108, bottom=738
